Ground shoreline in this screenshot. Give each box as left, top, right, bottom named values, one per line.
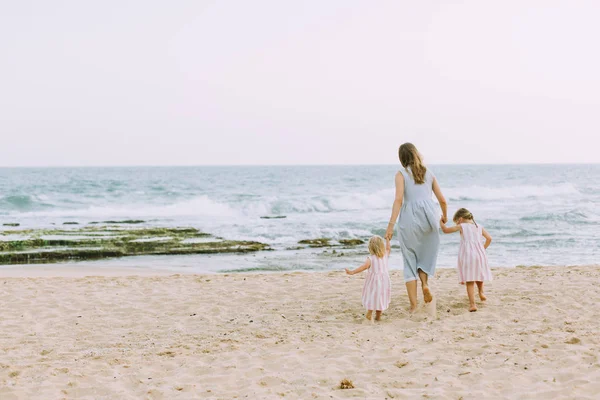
left=0, top=263, right=597, bottom=278
left=2, top=265, right=600, bottom=398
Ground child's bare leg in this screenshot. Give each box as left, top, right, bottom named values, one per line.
left=375, top=311, right=382, bottom=321
left=418, top=269, right=433, bottom=303
left=366, top=310, right=373, bottom=320
left=466, top=282, right=477, bottom=312
left=476, top=281, right=486, bottom=301
left=405, top=280, right=418, bottom=313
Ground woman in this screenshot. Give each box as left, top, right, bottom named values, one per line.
left=385, top=143, right=447, bottom=313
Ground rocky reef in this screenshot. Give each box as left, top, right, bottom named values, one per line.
left=297, top=238, right=365, bottom=248
left=0, top=224, right=270, bottom=265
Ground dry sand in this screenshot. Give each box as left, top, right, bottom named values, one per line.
left=1, top=265, right=600, bottom=399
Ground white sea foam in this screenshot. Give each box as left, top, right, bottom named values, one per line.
left=16, top=195, right=238, bottom=219
left=444, top=183, right=580, bottom=201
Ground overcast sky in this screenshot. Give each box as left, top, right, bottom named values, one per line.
left=1, top=1, right=599, bottom=166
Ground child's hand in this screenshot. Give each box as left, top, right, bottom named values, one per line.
left=345, top=268, right=353, bottom=275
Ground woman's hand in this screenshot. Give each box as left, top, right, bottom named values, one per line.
left=385, top=223, right=395, bottom=240
left=440, top=215, right=448, bottom=224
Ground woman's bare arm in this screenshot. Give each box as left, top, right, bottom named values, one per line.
left=432, top=177, right=448, bottom=223
left=385, top=172, right=404, bottom=239
left=345, top=258, right=372, bottom=275
left=482, top=228, right=492, bottom=249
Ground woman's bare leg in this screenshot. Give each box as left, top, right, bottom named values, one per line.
left=476, top=281, right=486, bottom=301
left=419, top=269, right=433, bottom=303
left=405, top=280, right=418, bottom=313
left=466, top=282, right=477, bottom=312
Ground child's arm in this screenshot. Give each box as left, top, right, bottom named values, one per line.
left=345, top=258, right=372, bottom=275
left=440, top=218, right=461, bottom=234
left=385, top=237, right=391, bottom=255
left=482, top=228, right=492, bottom=249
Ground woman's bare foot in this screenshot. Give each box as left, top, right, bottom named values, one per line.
left=422, top=286, right=433, bottom=303
left=409, top=305, right=417, bottom=314
left=469, top=305, right=477, bottom=312
left=479, top=291, right=487, bottom=301
left=375, top=311, right=382, bottom=321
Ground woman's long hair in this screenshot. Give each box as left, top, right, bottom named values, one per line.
left=399, top=143, right=427, bottom=184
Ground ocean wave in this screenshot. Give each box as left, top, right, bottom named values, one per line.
left=0, top=194, right=54, bottom=211
left=2, top=183, right=585, bottom=221
left=444, top=183, right=580, bottom=201
left=253, top=191, right=392, bottom=215
left=501, top=229, right=558, bottom=238
left=520, top=209, right=597, bottom=224
left=15, top=195, right=237, bottom=219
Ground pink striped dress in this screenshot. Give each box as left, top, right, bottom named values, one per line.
left=457, top=223, right=492, bottom=284
left=361, top=254, right=391, bottom=311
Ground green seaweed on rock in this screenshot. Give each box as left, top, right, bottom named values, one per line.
left=0, top=226, right=270, bottom=265
left=298, top=238, right=331, bottom=248
left=339, top=239, right=364, bottom=246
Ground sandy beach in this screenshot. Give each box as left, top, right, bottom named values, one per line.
left=1, top=265, right=599, bottom=399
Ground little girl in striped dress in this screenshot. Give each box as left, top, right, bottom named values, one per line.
left=440, top=208, right=493, bottom=312
left=345, top=235, right=391, bottom=322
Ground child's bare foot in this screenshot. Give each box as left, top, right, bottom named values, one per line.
left=469, top=305, right=477, bottom=312
left=375, top=311, right=382, bottom=321
left=423, top=286, right=433, bottom=303
left=366, top=310, right=373, bottom=321
left=476, top=282, right=485, bottom=301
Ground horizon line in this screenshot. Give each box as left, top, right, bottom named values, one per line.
left=0, top=162, right=599, bottom=168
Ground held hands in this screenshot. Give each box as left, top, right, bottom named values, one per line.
left=440, top=215, right=448, bottom=224
left=440, top=217, right=447, bottom=228
left=385, top=223, right=395, bottom=240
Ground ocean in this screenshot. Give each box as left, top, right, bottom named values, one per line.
left=0, top=165, right=598, bottom=273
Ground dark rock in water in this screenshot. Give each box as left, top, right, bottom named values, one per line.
left=298, top=238, right=331, bottom=247
left=63, top=222, right=79, bottom=225
left=339, top=239, right=364, bottom=246
left=260, top=216, right=287, bottom=219
left=101, top=220, right=146, bottom=224
left=3, top=223, right=20, bottom=227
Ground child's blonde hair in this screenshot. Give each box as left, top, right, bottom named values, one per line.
left=368, top=235, right=386, bottom=258
left=453, top=208, right=478, bottom=227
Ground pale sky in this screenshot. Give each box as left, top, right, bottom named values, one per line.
left=1, top=0, right=599, bottom=166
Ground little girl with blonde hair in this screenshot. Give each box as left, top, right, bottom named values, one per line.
left=345, top=235, right=392, bottom=321
left=440, top=208, right=492, bottom=312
